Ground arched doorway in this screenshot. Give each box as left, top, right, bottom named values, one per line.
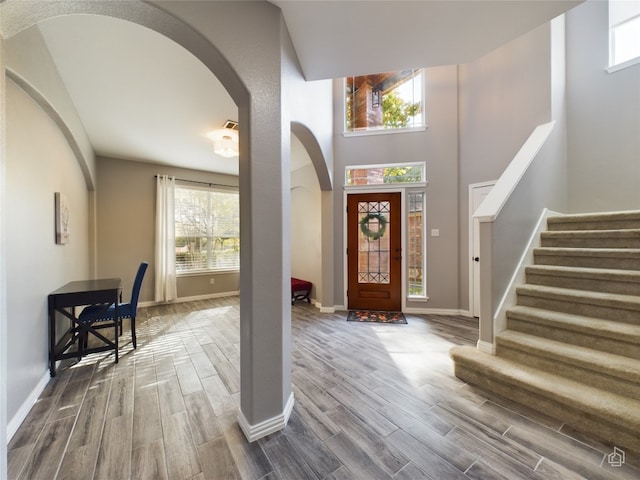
left=0, top=3, right=293, bottom=473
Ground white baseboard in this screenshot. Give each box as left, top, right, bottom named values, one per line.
left=493, top=208, right=561, bottom=336
left=477, top=340, right=496, bottom=355
left=237, top=392, right=295, bottom=442
left=8, top=371, right=50, bottom=441
left=318, top=305, right=335, bottom=313
left=139, top=290, right=240, bottom=308
left=404, top=307, right=473, bottom=317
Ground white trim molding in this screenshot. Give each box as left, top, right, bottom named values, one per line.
left=492, top=209, right=561, bottom=336
left=318, top=305, right=336, bottom=314
left=138, top=290, right=239, bottom=308
left=404, top=307, right=472, bottom=317
left=7, top=371, right=50, bottom=441
left=237, top=392, right=295, bottom=442
left=477, top=340, right=496, bottom=355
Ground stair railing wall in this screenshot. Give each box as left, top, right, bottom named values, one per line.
left=473, top=121, right=566, bottom=353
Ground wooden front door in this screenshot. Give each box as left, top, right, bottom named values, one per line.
left=347, top=192, right=402, bottom=311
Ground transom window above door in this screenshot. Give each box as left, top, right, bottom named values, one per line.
left=345, top=162, right=426, bottom=187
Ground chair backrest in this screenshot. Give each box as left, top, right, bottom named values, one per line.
left=129, top=261, right=149, bottom=310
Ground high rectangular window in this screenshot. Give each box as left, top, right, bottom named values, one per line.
left=345, top=163, right=426, bottom=186
left=609, top=0, right=640, bottom=71
left=175, top=186, right=240, bottom=272
left=345, top=69, right=424, bottom=134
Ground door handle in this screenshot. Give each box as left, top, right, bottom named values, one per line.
left=474, top=257, right=480, bottom=262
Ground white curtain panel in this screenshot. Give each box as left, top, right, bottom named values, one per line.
left=155, top=175, right=177, bottom=302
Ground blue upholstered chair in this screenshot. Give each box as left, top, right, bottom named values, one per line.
left=79, top=261, right=148, bottom=349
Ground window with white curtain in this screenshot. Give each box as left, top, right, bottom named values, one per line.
left=174, top=185, right=240, bottom=273
left=609, top=0, right=640, bottom=72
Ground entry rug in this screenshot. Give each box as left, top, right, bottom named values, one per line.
left=347, top=310, right=407, bottom=324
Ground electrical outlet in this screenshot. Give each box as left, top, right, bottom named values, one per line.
left=209, top=278, right=215, bottom=285
left=431, top=229, right=440, bottom=237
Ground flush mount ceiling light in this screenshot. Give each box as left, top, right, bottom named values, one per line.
left=207, top=120, right=239, bottom=158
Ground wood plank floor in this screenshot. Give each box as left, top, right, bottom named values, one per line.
left=7, top=297, right=640, bottom=479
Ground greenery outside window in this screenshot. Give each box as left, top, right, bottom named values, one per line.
left=407, top=191, right=426, bottom=298
left=345, top=69, right=424, bottom=134
left=345, top=162, right=426, bottom=187
left=609, top=0, right=640, bottom=72
left=175, top=186, right=239, bottom=273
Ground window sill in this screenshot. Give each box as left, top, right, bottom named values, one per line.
left=607, top=56, right=640, bottom=74
left=407, top=295, right=429, bottom=303
left=177, top=269, right=239, bottom=277
left=343, top=126, right=427, bottom=138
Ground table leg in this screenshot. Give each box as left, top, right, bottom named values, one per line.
left=48, top=295, right=56, bottom=377
left=114, top=300, right=119, bottom=364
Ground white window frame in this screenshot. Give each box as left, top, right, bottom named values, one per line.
left=344, top=162, right=427, bottom=189
left=406, top=189, right=427, bottom=300
left=343, top=164, right=429, bottom=309
left=174, top=184, right=240, bottom=275
left=608, top=0, right=640, bottom=73
left=343, top=69, right=427, bottom=137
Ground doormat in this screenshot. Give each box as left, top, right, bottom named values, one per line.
left=347, top=310, right=407, bottom=324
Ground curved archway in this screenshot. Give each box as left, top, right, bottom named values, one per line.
left=1, top=0, right=249, bottom=189
left=290, top=122, right=335, bottom=309
left=1, top=1, right=294, bottom=462
left=291, top=121, right=332, bottom=192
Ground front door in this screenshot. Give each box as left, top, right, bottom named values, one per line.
left=347, top=192, right=402, bottom=311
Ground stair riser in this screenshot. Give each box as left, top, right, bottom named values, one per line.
left=496, top=344, right=640, bottom=400
left=453, top=363, right=640, bottom=455
left=526, top=272, right=640, bottom=296
left=540, top=237, right=640, bottom=248
left=534, top=254, right=640, bottom=271
left=547, top=219, right=640, bottom=231
left=506, top=317, right=640, bottom=359
left=516, top=294, right=640, bottom=325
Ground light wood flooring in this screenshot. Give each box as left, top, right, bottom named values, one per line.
left=7, top=297, right=640, bottom=479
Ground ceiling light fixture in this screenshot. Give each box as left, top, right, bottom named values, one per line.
left=207, top=120, right=239, bottom=158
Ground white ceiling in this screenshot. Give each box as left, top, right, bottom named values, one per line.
left=35, top=1, right=582, bottom=176
left=272, top=0, right=582, bottom=80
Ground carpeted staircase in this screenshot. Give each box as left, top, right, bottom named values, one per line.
left=450, top=210, right=640, bottom=454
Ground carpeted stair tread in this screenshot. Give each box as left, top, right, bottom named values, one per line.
left=540, top=229, right=640, bottom=248
left=453, top=209, right=640, bottom=454
left=516, top=284, right=640, bottom=311
left=547, top=209, right=640, bottom=223
left=507, top=305, right=640, bottom=345
left=547, top=210, right=640, bottom=231
left=542, top=229, right=640, bottom=239
left=496, top=330, right=640, bottom=385
left=449, top=346, right=640, bottom=431
left=526, top=264, right=640, bottom=282
left=525, top=264, right=640, bottom=295
left=534, top=247, right=640, bottom=258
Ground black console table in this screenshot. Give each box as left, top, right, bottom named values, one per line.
left=48, top=278, right=121, bottom=377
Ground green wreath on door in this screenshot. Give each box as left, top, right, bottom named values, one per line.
left=360, top=213, right=387, bottom=240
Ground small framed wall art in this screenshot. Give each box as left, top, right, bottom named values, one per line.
left=55, top=192, right=70, bottom=244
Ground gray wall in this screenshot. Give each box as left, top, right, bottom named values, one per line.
left=6, top=78, right=90, bottom=422
left=566, top=0, right=640, bottom=212
left=96, top=156, right=240, bottom=304
left=291, top=138, right=322, bottom=302
left=457, top=22, right=554, bottom=311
